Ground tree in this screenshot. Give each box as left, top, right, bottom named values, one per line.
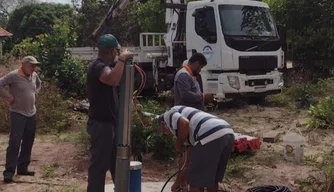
left=74, top=0, right=110, bottom=46
left=137, top=0, right=165, bottom=33
left=4, top=3, right=75, bottom=52
left=265, top=0, right=334, bottom=68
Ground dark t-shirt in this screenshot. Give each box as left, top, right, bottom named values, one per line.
left=86, top=58, right=118, bottom=123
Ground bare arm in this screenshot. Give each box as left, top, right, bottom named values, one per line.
left=175, top=116, right=190, bottom=153
left=35, top=73, right=42, bottom=93
left=99, top=51, right=132, bottom=86
left=0, top=73, right=14, bottom=103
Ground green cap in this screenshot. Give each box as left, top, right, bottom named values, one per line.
left=97, top=34, right=121, bottom=50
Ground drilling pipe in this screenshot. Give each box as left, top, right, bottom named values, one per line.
left=115, top=60, right=135, bottom=192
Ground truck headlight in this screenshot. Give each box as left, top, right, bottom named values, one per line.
left=228, top=76, right=240, bottom=90
left=281, top=51, right=284, bottom=68
left=278, top=73, right=284, bottom=88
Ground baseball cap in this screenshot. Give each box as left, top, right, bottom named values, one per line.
left=22, top=56, right=41, bottom=65
left=97, top=34, right=121, bottom=50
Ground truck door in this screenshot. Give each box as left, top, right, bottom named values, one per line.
left=186, top=5, right=221, bottom=70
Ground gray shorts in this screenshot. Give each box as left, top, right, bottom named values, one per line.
left=188, top=134, right=234, bottom=188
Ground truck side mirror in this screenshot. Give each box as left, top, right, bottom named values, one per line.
left=192, top=10, right=197, bottom=17
left=277, top=24, right=286, bottom=45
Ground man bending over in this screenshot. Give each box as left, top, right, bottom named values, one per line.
left=158, top=106, right=234, bottom=192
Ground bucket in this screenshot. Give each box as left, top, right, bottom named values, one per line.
left=130, top=161, right=142, bottom=192
left=283, top=128, right=305, bottom=163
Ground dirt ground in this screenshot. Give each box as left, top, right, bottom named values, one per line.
left=0, top=102, right=332, bottom=192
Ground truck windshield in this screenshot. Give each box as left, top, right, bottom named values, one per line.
left=219, top=5, right=277, bottom=38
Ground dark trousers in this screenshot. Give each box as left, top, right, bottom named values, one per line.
left=3, top=112, right=36, bottom=177
left=87, top=118, right=117, bottom=192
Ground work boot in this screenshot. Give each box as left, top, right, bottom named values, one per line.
left=3, top=174, right=13, bottom=183
left=17, top=169, right=35, bottom=176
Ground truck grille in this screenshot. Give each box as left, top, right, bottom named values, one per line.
left=245, top=79, right=274, bottom=87
left=239, top=56, right=278, bottom=72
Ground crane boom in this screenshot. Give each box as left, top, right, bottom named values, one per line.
left=91, top=0, right=132, bottom=44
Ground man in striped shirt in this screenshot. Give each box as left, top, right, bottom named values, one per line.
left=158, top=106, right=234, bottom=192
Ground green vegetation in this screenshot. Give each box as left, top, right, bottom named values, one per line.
left=265, top=0, right=334, bottom=68
left=0, top=81, right=72, bottom=134
left=268, top=77, right=334, bottom=130
left=297, top=152, right=334, bottom=192
left=42, top=163, right=61, bottom=178
left=132, top=99, right=175, bottom=161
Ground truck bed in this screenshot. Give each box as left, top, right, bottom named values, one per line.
left=67, top=33, right=168, bottom=63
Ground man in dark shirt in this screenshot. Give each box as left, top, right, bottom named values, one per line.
left=86, top=34, right=132, bottom=192
left=174, top=53, right=213, bottom=110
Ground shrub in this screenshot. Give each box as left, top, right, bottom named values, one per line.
left=0, top=54, right=18, bottom=67
left=11, top=19, right=87, bottom=98
left=268, top=78, right=334, bottom=109
left=307, top=96, right=334, bottom=129
left=0, top=82, right=72, bottom=134
left=0, top=101, right=10, bottom=133
left=131, top=99, right=175, bottom=161
left=150, top=134, right=176, bottom=161
left=35, top=82, right=72, bottom=134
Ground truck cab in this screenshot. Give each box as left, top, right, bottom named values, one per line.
left=185, top=0, right=284, bottom=99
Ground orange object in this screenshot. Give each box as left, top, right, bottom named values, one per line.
left=183, top=65, right=197, bottom=80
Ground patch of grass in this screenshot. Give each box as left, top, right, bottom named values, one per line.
left=297, top=152, right=334, bottom=192
left=56, top=126, right=90, bottom=157
left=37, top=183, right=85, bottom=192
left=72, top=128, right=90, bottom=156
left=42, top=163, right=61, bottom=178
left=224, top=155, right=253, bottom=181
left=267, top=78, right=334, bottom=110
left=251, top=150, right=283, bottom=167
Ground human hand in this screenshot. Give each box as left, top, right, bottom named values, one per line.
left=175, top=142, right=185, bottom=153
left=204, top=93, right=214, bottom=103
left=8, top=96, right=14, bottom=106
left=119, top=49, right=133, bottom=61
left=171, top=182, right=180, bottom=192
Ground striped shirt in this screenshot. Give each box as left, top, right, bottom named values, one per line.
left=163, top=105, right=234, bottom=146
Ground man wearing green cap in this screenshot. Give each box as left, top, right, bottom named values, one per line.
left=0, top=56, right=42, bottom=183
left=86, top=34, right=133, bottom=192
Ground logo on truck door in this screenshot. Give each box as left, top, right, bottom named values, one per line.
left=202, top=45, right=214, bottom=60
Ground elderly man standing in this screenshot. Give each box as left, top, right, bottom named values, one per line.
left=0, top=56, right=42, bottom=183
left=86, top=34, right=133, bottom=192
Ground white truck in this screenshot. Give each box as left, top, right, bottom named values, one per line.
left=69, top=0, right=286, bottom=100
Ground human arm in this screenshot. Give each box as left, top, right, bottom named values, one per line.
left=99, top=50, right=133, bottom=86
left=175, top=116, right=190, bottom=153
left=0, top=73, right=14, bottom=104
left=171, top=147, right=192, bottom=191
left=175, top=73, right=203, bottom=104
left=35, top=73, right=42, bottom=93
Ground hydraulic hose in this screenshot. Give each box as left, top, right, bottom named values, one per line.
left=161, top=151, right=188, bottom=192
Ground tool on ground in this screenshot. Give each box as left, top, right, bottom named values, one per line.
left=246, top=185, right=292, bottom=192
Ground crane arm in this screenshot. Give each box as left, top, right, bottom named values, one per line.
left=91, top=0, right=132, bottom=44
